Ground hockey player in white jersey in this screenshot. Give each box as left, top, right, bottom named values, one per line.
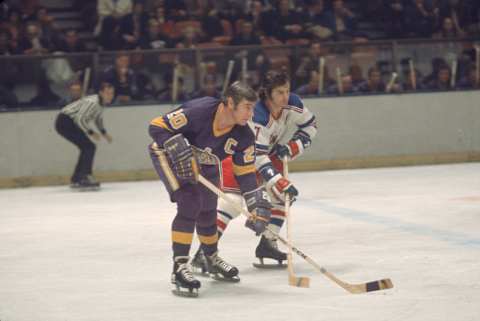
left=192, top=70, right=317, bottom=270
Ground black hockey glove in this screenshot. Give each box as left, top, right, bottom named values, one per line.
left=163, top=134, right=199, bottom=184
left=243, top=187, right=273, bottom=235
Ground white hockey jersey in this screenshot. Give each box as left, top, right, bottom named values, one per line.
left=250, top=93, right=317, bottom=177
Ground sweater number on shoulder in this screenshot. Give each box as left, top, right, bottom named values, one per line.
left=166, top=109, right=188, bottom=130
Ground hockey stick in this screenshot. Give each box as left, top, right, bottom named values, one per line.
left=475, top=45, right=480, bottom=86
left=222, top=60, right=235, bottom=95
left=318, top=57, right=325, bottom=95
left=172, top=62, right=180, bottom=103
left=450, top=59, right=457, bottom=89
left=198, top=174, right=394, bottom=294
left=81, top=67, right=91, bottom=97
left=283, top=157, right=310, bottom=288
left=409, top=59, right=417, bottom=91
left=385, top=72, right=398, bottom=93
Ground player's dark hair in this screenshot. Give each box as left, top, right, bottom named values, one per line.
left=224, top=81, right=257, bottom=106
left=259, top=70, right=290, bottom=101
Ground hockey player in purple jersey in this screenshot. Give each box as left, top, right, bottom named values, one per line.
left=191, top=70, right=317, bottom=271
left=148, top=81, right=273, bottom=297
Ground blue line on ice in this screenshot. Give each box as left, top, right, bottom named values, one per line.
left=301, top=198, right=480, bottom=248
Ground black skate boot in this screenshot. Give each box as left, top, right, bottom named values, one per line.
left=190, top=247, right=209, bottom=274
left=77, top=175, right=101, bottom=191
left=253, top=236, right=287, bottom=269
left=171, top=256, right=201, bottom=298
left=205, top=252, right=240, bottom=282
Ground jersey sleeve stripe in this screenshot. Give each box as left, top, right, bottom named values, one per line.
left=232, top=163, right=256, bottom=176
left=150, top=117, right=173, bottom=132
left=255, top=143, right=269, bottom=152
left=298, top=116, right=316, bottom=128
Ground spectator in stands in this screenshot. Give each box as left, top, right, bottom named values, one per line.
left=302, top=0, right=333, bottom=40
left=433, top=16, right=465, bottom=38
left=138, top=18, right=170, bottom=49
left=190, top=74, right=221, bottom=99
left=402, top=68, right=426, bottom=91
left=0, top=82, right=18, bottom=109
left=326, top=73, right=356, bottom=95
left=100, top=53, right=140, bottom=102
left=322, top=0, right=357, bottom=40
left=57, top=29, right=87, bottom=52
left=164, top=0, right=188, bottom=21
left=18, top=22, right=51, bottom=54
left=29, top=74, right=61, bottom=107
left=199, top=4, right=224, bottom=42
left=250, top=0, right=266, bottom=33
left=274, top=0, right=308, bottom=42
left=425, top=64, right=452, bottom=90
left=95, top=0, right=132, bottom=37
left=404, top=0, right=440, bottom=37
left=349, top=64, right=366, bottom=87
left=119, top=1, right=149, bottom=50
left=59, top=80, right=83, bottom=105
left=35, top=6, right=61, bottom=50
left=175, top=25, right=203, bottom=48
left=383, top=0, right=407, bottom=38
left=423, top=57, right=448, bottom=84
left=156, top=73, right=189, bottom=102
left=0, top=30, right=14, bottom=55
left=2, top=8, right=22, bottom=52
left=295, top=42, right=326, bottom=86
left=457, top=65, right=480, bottom=89
left=153, top=5, right=176, bottom=41
left=18, top=0, right=39, bottom=21
left=230, top=20, right=261, bottom=46
left=439, top=0, right=470, bottom=34
left=357, top=66, right=386, bottom=93
left=295, top=70, right=322, bottom=96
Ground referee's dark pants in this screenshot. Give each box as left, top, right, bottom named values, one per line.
left=55, top=113, right=96, bottom=183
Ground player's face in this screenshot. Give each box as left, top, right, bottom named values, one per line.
left=232, top=99, right=255, bottom=125
left=269, top=83, right=290, bottom=109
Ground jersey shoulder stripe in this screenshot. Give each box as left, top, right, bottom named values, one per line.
left=253, top=100, right=270, bottom=126
left=288, top=93, right=304, bottom=109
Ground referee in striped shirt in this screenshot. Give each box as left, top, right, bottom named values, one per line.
left=55, top=82, right=114, bottom=189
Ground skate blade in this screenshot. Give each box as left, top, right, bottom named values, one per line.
left=210, top=273, right=240, bottom=283
left=71, top=186, right=101, bottom=192
left=252, top=262, right=287, bottom=269
left=171, top=288, right=199, bottom=298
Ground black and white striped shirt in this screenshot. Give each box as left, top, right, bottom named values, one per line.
left=61, top=95, right=106, bottom=134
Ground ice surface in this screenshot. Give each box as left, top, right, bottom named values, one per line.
left=1, top=163, right=479, bottom=321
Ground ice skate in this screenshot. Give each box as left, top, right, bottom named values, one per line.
left=76, top=175, right=101, bottom=191
left=190, top=247, right=209, bottom=274
left=253, top=236, right=287, bottom=269
left=205, top=252, right=240, bottom=282
left=171, top=256, right=201, bottom=298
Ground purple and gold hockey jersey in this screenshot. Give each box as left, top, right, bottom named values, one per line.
left=149, top=97, right=258, bottom=194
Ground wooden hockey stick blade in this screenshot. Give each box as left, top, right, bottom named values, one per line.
left=322, top=269, right=393, bottom=294
left=289, top=275, right=310, bottom=288
left=197, top=175, right=394, bottom=294
left=287, top=254, right=310, bottom=288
